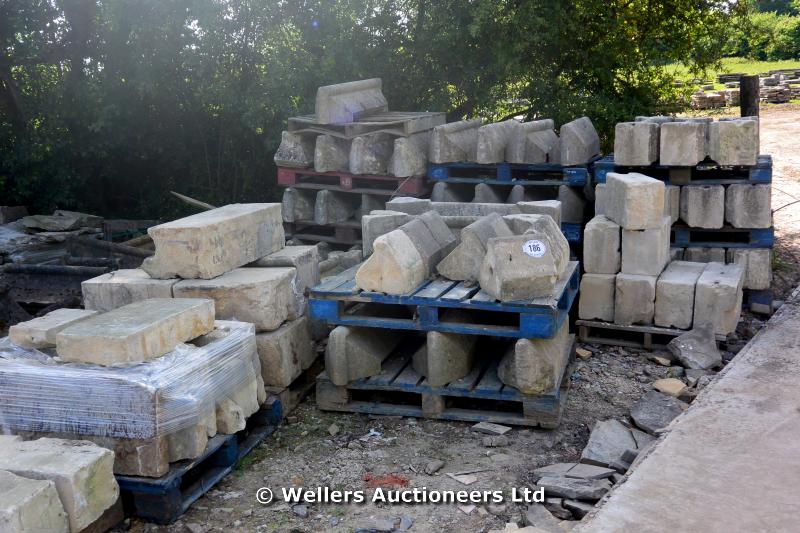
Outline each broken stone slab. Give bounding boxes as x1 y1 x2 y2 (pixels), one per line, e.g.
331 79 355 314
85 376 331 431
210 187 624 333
680 185 725 229
517 200 562 226
708 118 759 166
315 78 387 124
583 215 621 274
507 120 560 164
143 203 284 280
313 134 351 172
502 214 570 272
349 133 394 175
604 172 665 230
314 190 360 225
361 210 412 257
256 317 314 387
653 378 687 397
534 463 615 481
0 438 119 533
387 132 430 178
471 421 512 435
472 183 506 203
683 247 726 263
614 273 656 325
630 391 687 434
0 469 69 533
523 502 564 533
498 324 572 394
0 206 28 224
20 210 102 232
274 131 315 168
56 298 215 365
436 213 513 282
694 262 745 335
431 182 474 203
385 197 520 218
174 268 299 332
557 185 586 224
664 185 680 224
9 308 98 349
325 326 402 386
81 269 177 312
414 320 478 386
476 120 519 164
725 183 772 228
621 216 671 276
282 187 316 223
659 121 707 166
654 261 706 329
726 248 771 290
667 322 722 370
479 234 561 301
250 245 320 295
429 119 483 163
563 499 595 519
536 476 611 501
559 117 600 166
580 419 637 469
578 274 616 322
613 122 659 166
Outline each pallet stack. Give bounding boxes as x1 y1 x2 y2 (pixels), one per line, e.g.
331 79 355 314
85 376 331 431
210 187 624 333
311 209 579 428
594 116 774 314
274 79 439 249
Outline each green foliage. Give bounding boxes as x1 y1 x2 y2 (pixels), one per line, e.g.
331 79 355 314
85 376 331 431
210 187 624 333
0 0 743 217
725 8 800 60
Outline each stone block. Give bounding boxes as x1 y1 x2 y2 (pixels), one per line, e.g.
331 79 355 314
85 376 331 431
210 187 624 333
216 369 260 434
664 185 680 224
614 122 659 166
325 326 402 386
621 216 671 276
614 273 656 325
479 234 561 301
360 210 412 257
414 321 478 386
429 119 483 163
501 214 570 273
349 133 394 174
282 187 316 223
578 274 616 321
174 268 299 332
635 116 674 124
506 185 555 204
683 247 726 263
506 119 560 164
659 121 707 166
437 213 513 282
56 298 215 365
498 322 571 394
142 203 284 280
356 194 385 221
583 215 621 274
273 131 315 168
315 78 387 124
387 132 429 178
670 248 684 261
256 317 314 387
725 184 771 228
313 190 359 225
727 248 772 290
559 117 600 165
431 182 473 203
313 134 351 172
654 261 706 329
557 185 586 224
0 438 118 533
604 172 665 230
476 120 518 163
516 200 562 226
355 230 426 294
694 262 745 335
472 183 505 204
680 185 724 229
9 308 98 349
708 119 759 166
250 245 320 295
0 470 69 533
0 206 28 224
82 269 178 312
594 183 606 216
401 211 458 271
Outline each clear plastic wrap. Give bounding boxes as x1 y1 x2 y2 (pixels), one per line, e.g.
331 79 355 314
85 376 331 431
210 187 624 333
0 320 260 440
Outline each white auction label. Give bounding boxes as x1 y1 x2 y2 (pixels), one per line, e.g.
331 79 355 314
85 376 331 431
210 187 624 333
522 239 546 258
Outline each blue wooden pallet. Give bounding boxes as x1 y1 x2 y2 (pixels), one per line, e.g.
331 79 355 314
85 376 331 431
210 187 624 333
672 226 774 248
309 261 579 339
593 154 772 184
117 398 283 524
744 288 774 314
316 336 575 428
561 222 582 244
427 160 594 187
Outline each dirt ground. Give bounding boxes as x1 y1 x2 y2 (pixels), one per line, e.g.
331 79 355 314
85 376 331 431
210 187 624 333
126 105 800 533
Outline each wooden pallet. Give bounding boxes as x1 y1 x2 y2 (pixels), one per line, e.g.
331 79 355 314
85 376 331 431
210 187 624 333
277 167 428 196
117 397 283 524
427 159 595 187
317 336 575 428
593 154 772 185
576 320 727 351
744 288 774 315
287 111 446 139
310 261 580 339
672 225 774 248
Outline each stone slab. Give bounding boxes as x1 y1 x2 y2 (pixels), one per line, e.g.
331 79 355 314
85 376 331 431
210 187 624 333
82 269 178 312
250 245 320 295
315 78 387 124
694 262 745 335
578 274 616 322
9 308 98 349
517 200 562 226
614 273 656 325
256 317 314 388
654 261 706 329
0 469 69 533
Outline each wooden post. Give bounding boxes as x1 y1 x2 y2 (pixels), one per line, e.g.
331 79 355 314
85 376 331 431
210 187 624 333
740 75 759 118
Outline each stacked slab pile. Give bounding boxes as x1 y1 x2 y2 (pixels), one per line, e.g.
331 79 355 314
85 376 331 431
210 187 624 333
690 90 726 110
611 117 773 303
275 79 444 248
580 172 745 335
81 203 320 402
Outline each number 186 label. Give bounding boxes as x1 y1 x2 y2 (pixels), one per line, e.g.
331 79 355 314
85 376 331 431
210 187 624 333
522 239 546 258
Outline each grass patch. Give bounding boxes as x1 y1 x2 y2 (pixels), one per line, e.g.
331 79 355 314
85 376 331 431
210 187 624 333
667 58 800 90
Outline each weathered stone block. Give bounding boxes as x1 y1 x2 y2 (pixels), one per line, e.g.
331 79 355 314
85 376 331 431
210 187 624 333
621 216 671 276
614 122 659 166
559 117 600 166
694 262 745 335
498 323 571 394
683 247 726 263
578 274 616 321
282 187 316 223
355 230 425 294
360 210 412 257
387 132 429 178
501 214 570 273
614 273 656 325
349 133 393 174
708 119 759 166
594 183 606 216
415 321 477 386
506 119 559 164
9 308 98 349
56 298 215 365
583 216 621 274
256 317 314 387
663 185 679 224
659 121 707 166
314 190 360 225
431 182 473 203
273 131 315 168
604 173 665 230
174 268 298 332
472 183 505 204
479 234 561 301
475 120 518 163
0 470 69 533
325 326 402 386
82 269 177 312
506 185 555 204
429 119 483 163
250 245 320 295
437 213 512 281
516 200 562 226
315 78 387 124
680 185 724 229
726 248 772 290
654 261 706 329
725 184 771 228
142 203 284 280
313 134 351 172
557 185 586 224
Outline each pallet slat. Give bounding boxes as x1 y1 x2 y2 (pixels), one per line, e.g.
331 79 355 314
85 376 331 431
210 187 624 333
427 160 593 187
593 154 772 185
277 166 428 196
